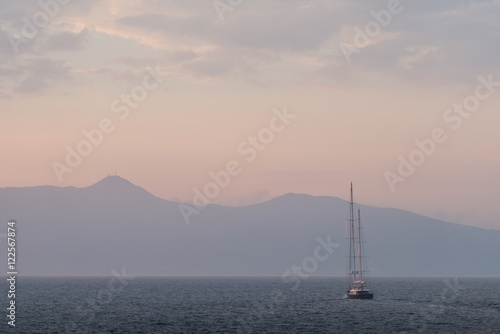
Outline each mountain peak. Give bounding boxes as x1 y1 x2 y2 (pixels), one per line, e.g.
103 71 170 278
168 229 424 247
87 175 145 193
92 175 133 186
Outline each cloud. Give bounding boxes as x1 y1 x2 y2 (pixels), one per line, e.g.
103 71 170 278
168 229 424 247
42 24 95 52
166 50 198 63
107 0 500 86
2 0 500 97
111 3 342 84
182 49 259 79
86 66 148 83
0 0 96 97
107 55 162 68
115 3 341 52
14 58 71 94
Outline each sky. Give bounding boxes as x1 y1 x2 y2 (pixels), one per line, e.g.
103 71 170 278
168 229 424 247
1 0 499 229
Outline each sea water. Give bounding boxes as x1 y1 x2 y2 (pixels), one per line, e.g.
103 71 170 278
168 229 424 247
1 276 499 333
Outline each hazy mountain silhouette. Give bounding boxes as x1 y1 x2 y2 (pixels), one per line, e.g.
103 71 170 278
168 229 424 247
1 175 499 276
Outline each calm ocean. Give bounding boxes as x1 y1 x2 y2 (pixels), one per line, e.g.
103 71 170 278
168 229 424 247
1 276 499 333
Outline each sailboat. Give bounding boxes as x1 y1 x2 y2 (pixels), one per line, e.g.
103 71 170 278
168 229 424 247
346 183 373 299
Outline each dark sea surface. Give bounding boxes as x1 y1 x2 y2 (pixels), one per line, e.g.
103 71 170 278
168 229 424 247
1 276 499 333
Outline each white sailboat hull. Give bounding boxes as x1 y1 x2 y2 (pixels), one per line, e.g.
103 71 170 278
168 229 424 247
347 289 374 299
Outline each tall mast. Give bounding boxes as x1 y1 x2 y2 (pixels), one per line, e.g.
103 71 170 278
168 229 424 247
348 199 352 281
350 183 356 284
358 208 363 282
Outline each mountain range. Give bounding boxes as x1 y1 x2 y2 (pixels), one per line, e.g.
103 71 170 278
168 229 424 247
1 175 499 276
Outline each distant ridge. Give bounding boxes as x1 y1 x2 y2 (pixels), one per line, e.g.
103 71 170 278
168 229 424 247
1 176 499 276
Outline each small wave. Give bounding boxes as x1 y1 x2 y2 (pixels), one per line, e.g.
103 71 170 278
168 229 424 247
150 322 168 326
